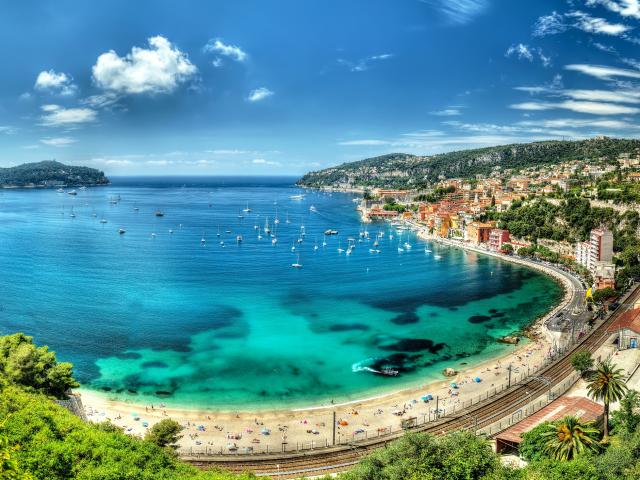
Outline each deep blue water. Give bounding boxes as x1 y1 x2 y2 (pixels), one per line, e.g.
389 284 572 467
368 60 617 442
0 177 562 408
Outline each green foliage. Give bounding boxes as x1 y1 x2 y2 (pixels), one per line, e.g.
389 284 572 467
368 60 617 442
591 288 617 303
541 415 601 460
0 161 108 187
340 430 499 480
611 390 640 436
298 138 640 189
570 350 594 376
0 333 78 399
587 360 629 442
145 419 183 450
520 422 553 462
0 431 31 480
0 386 255 480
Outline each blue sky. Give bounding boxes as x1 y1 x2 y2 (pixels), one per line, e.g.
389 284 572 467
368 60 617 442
2 0 640 175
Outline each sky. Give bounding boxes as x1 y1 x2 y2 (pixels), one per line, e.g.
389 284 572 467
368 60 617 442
2 0 640 175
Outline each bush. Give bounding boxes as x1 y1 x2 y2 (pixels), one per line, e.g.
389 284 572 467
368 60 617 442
570 350 594 376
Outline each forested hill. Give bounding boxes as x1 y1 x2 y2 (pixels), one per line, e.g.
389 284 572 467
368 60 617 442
0 160 109 188
298 138 640 189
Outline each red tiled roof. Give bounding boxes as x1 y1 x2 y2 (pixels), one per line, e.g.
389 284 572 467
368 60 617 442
608 308 640 335
495 397 603 446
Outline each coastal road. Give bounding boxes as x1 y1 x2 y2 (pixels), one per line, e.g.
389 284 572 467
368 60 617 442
186 282 640 478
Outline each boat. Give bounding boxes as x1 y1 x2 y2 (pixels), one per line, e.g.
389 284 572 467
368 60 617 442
67 190 77 196
373 240 379 247
289 194 305 201
425 248 432 253
79 186 87 191
291 244 296 252
154 210 164 217
309 205 317 213
434 254 442 260
378 368 399 377
217 226 221 237
291 254 302 268
100 218 107 224
257 233 263 240
398 247 404 253
236 235 243 243
56 188 64 193
272 238 278 245
285 212 290 224
264 217 271 235
69 207 76 218
151 233 156 238
118 228 126 234
169 229 173 234
242 202 251 213
324 229 339 236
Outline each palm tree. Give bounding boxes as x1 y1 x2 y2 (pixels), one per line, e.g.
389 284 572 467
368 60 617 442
586 359 628 443
542 415 600 460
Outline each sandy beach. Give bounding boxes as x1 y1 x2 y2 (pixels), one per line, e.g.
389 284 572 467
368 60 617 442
78 243 574 455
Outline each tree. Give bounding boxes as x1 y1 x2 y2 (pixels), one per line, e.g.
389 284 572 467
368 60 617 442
145 419 183 450
611 390 640 436
501 243 514 254
591 288 617 304
542 415 601 460
520 422 553 462
571 350 594 377
341 430 500 480
0 333 78 399
587 359 628 443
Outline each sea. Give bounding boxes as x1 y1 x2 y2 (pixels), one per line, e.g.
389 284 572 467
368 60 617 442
0 176 563 409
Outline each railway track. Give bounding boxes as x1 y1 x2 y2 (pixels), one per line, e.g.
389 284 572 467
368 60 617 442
188 285 640 478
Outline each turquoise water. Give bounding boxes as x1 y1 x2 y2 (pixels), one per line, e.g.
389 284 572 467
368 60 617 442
0 177 562 409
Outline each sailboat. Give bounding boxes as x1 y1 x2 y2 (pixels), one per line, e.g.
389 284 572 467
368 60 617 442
285 212 290 224
274 208 280 225
201 231 206 245
217 226 221 237
337 241 345 253
264 217 271 235
313 237 319 251
243 202 251 213
69 207 76 218
291 254 302 268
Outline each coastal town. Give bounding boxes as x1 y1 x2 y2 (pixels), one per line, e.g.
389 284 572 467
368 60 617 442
355 149 640 296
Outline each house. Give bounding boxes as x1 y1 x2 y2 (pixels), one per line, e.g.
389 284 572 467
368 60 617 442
465 221 495 244
488 229 510 251
495 396 604 454
608 307 640 350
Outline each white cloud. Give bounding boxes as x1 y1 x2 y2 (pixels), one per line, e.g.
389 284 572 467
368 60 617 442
567 10 632 35
337 54 393 72
585 0 640 19
203 39 247 62
92 36 197 95
534 10 632 37
593 42 617 53
429 108 462 116
565 63 640 79
252 158 281 166
0 126 15 135
40 137 77 147
505 43 552 67
517 117 640 130
81 92 121 109
246 87 274 102
34 70 77 96
562 88 640 103
39 104 98 127
424 0 488 25
510 99 640 114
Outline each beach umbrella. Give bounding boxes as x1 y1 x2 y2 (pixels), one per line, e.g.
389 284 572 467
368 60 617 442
475 377 482 383
261 428 270 435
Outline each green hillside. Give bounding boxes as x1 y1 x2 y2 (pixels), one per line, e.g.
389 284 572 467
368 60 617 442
298 138 640 189
0 160 109 187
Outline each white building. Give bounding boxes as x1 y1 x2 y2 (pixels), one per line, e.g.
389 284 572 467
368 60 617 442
576 241 591 269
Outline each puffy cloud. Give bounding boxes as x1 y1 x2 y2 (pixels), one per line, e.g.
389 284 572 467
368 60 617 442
246 87 274 102
40 137 77 147
34 70 77 96
39 104 98 127
203 39 247 62
92 36 197 95
585 0 640 19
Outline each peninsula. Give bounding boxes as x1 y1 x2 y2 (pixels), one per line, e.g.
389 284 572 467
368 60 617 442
0 160 109 188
